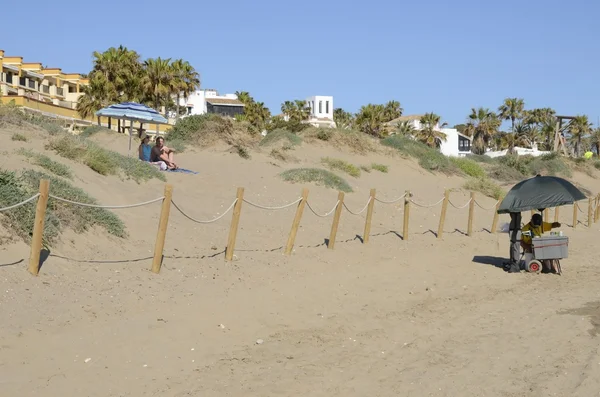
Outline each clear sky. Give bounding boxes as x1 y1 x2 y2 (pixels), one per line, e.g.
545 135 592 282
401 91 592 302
2 0 598 127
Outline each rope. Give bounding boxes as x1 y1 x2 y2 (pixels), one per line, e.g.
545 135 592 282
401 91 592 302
49 194 165 209
449 198 472 210
474 200 499 211
375 193 406 204
409 197 445 208
0 193 40 212
343 197 372 215
306 200 340 217
577 203 585 213
171 199 237 224
242 197 302 210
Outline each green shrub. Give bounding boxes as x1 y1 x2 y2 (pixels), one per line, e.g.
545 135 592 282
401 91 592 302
321 157 361 177
46 134 165 183
487 164 524 182
259 129 302 147
11 133 28 142
0 104 64 135
360 165 372 173
464 178 505 200
0 169 126 246
594 161 600 170
450 157 485 179
17 149 73 179
382 135 457 174
280 168 353 192
316 130 331 141
236 145 250 159
465 154 493 164
371 163 389 173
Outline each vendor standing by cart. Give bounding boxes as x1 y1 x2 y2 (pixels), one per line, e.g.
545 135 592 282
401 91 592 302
521 213 561 272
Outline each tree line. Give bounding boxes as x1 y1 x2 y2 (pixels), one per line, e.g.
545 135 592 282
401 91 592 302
77 46 200 121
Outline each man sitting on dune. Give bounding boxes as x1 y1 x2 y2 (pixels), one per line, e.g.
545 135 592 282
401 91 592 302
151 137 178 170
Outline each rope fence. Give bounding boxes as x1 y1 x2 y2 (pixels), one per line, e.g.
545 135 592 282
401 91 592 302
3 179 600 276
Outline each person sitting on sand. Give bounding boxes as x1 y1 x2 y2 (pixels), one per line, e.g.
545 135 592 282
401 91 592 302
139 134 167 171
151 136 178 170
521 213 561 272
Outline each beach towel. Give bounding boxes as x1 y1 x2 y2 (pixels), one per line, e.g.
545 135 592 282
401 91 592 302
166 168 198 174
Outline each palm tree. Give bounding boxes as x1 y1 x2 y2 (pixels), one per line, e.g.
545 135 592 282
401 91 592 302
333 108 354 129
416 112 447 148
498 131 527 153
464 107 501 155
141 57 173 110
281 100 311 132
568 115 592 157
395 120 416 136
355 104 386 137
589 128 600 155
235 91 253 105
498 97 525 133
382 100 403 122
170 59 200 119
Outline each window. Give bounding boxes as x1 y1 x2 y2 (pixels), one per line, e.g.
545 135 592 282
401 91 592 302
19 77 26 86
319 101 322 113
326 101 329 114
458 136 471 152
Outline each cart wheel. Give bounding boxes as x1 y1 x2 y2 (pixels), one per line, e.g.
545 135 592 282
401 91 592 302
526 260 542 273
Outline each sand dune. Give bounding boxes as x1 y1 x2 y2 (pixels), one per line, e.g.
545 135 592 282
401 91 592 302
1 127 600 397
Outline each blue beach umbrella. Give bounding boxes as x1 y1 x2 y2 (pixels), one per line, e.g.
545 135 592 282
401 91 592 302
96 102 168 153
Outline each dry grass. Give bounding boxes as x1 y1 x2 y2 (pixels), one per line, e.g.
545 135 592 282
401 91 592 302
300 127 378 154
165 114 260 151
11 133 28 142
17 149 73 179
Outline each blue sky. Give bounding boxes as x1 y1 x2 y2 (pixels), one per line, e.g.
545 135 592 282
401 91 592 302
2 0 599 127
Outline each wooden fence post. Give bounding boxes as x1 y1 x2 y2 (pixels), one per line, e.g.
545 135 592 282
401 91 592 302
284 188 308 255
403 190 411 241
437 189 449 239
363 189 376 244
327 191 345 249
467 192 475 237
491 201 500 234
572 203 578 229
151 184 173 274
554 207 560 223
225 187 245 261
595 194 600 223
588 198 593 227
28 179 50 276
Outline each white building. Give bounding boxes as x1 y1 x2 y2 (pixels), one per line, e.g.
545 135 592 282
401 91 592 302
387 114 473 157
177 89 244 118
305 95 336 128
484 145 550 158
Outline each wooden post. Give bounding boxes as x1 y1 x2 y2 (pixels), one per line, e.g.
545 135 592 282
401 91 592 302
572 203 578 229
437 189 450 239
28 179 50 276
363 189 376 244
588 198 593 227
595 194 600 223
151 184 173 274
467 192 475 237
554 207 560 223
327 191 345 249
284 188 308 255
491 201 500 234
403 191 410 240
225 187 245 261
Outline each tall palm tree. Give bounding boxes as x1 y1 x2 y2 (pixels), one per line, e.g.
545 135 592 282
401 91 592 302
568 115 592 157
416 112 447 148
141 57 173 110
235 91 252 105
464 107 501 155
589 127 600 155
170 59 200 119
383 100 403 122
498 97 525 133
355 104 386 137
512 122 540 149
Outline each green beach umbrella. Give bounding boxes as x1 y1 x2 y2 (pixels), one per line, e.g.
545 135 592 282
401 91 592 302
497 175 586 214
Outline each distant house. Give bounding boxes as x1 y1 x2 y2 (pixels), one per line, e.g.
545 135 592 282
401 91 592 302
386 114 473 157
178 89 244 118
305 95 336 128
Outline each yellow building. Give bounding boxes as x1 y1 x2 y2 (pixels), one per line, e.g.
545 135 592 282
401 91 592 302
0 50 171 133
